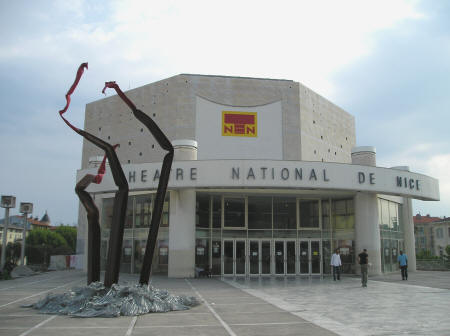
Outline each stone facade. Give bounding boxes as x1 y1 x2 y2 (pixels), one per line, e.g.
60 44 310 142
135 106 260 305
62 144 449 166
82 74 355 168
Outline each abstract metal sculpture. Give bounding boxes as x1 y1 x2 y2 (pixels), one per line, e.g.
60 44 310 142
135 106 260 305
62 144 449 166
23 63 199 318
59 63 129 287
60 63 173 286
75 153 106 284
102 82 174 285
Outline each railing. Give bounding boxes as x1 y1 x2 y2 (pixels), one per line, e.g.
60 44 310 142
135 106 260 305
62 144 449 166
416 259 450 271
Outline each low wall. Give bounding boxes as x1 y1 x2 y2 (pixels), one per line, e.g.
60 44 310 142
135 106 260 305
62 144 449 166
416 259 450 271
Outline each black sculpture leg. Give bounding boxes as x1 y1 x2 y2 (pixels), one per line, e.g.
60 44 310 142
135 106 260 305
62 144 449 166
139 152 173 284
102 82 174 285
132 109 173 285
79 130 129 287
75 175 101 284
104 188 128 286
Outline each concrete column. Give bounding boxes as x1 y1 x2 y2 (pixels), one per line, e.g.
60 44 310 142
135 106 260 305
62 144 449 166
392 166 417 271
352 146 382 275
168 140 197 278
400 197 417 271
168 189 196 277
171 140 198 160
354 192 382 275
351 146 376 166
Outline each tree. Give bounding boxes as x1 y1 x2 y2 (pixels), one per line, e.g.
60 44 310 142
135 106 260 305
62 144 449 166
25 229 72 264
6 242 21 264
445 245 450 259
54 226 77 253
416 249 439 260
0 242 21 266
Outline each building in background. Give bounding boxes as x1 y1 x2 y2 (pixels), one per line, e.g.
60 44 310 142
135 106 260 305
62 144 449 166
414 214 450 257
76 74 440 277
0 223 24 246
0 212 52 246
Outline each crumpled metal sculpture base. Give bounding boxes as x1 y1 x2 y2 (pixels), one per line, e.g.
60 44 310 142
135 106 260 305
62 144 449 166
23 282 200 318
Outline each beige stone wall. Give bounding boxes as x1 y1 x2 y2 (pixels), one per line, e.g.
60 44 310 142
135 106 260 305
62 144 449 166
299 83 355 163
81 74 354 168
82 75 195 169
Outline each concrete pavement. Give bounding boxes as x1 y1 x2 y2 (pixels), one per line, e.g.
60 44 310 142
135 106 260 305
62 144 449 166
0 270 448 335
225 272 450 336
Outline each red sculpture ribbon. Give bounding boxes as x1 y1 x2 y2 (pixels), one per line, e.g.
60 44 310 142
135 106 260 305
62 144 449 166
102 81 136 111
59 62 88 132
93 144 119 184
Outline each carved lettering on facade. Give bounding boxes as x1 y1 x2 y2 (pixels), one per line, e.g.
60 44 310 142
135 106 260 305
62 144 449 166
396 176 420 190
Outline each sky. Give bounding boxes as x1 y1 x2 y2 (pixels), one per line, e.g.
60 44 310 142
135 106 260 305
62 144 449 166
0 0 449 225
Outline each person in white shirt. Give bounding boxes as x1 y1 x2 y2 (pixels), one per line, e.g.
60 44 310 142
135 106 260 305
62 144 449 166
330 249 342 281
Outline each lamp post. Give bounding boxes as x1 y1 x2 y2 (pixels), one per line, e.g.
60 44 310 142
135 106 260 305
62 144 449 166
19 202 33 266
1 195 16 270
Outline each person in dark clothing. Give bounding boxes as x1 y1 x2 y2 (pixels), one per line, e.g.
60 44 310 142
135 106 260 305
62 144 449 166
397 250 408 280
358 249 369 287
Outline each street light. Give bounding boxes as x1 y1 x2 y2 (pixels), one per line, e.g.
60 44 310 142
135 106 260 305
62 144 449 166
1 195 16 270
19 202 33 266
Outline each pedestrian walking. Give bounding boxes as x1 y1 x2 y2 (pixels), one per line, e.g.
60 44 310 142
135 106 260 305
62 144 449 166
397 250 408 280
330 249 342 281
358 248 369 287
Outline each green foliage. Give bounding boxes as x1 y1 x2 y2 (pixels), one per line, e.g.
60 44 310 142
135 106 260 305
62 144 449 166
25 229 72 264
54 226 77 253
416 249 440 260
0 242 21 267
6 242 21 264
0 269 12 280
446 245 450 257
26 229 68 248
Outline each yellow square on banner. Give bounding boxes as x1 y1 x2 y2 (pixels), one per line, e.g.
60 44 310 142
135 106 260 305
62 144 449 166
222 111 257 137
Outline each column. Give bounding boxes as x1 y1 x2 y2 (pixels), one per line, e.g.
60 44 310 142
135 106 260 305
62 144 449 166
168 189 196 277
168 140 198 278
392 166 417 271
354 193 382 275
352 146 382 275
401 197 416 271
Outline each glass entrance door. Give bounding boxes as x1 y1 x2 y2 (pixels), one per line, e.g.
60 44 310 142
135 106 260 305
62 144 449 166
249 241 259 275
249 240 272 275
299 239 322 275
299 240 309 274
261 241 271 275
311 240 321 274
274 240 296 275
223 240 234 275
235 240 246 275
222 239 246 276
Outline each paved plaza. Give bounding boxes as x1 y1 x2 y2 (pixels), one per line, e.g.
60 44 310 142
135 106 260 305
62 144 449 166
0 270 448 336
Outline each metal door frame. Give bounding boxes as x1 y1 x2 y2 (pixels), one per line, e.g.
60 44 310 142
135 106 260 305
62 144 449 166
299 239 322 275
273 239 297 276
248 240 260 276
222 239 246 276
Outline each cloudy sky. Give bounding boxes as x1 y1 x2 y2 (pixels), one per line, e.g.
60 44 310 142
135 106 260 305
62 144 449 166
0 0 448 225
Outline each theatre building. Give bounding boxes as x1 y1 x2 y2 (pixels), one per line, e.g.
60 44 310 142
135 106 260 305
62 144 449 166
76 74 439 277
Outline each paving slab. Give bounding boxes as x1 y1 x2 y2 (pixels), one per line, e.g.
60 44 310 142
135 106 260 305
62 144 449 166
136 311 220 327
1 269 447 335
0 328 29 336
231 322 338 336
31 328 128 336
224 272 450 336
132 325 231 336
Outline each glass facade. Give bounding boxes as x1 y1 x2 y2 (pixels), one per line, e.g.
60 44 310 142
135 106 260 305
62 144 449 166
378 198 403 273
195 193 356 276
101 193 170 274
98 192 405 277
332 199 355 273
